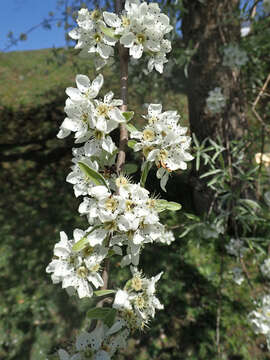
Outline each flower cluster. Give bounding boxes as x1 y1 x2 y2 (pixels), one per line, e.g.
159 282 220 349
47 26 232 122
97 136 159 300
57 73 124 156
225 238 248 258
79 181 173 267
46 230 108 298
113 268 164 331
206 87 226 114
249 295 270 350
130 103 193 190
222 44 248 68
58 320 129 360
46 2 190 357
69 0 172 73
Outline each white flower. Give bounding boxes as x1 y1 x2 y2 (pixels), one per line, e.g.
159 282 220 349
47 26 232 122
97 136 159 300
223 44 248 68
66 149 100 197
206 87 226 114
46 230 108 298
58 349 81 360
103 0 172 73
57 74 103 142
69 9 116 68
113 269 163 330
75 322 129 359
261 258 270 279
249 294 270 350
231 267 245 285
130 103 193 190
225 238 248 258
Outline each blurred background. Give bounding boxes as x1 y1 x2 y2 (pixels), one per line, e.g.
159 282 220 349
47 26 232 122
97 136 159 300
1 0 270 359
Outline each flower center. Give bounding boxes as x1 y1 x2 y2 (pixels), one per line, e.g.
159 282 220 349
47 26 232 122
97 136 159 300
105 197 118 212
136 33 146 44
97 103 109 117
83 245 94 258
143 129 155 141
131 275 142 291
83 348 94 358
158 149 168 162
91 9 101 20
94 129 104 140
122 16 130 27
94 33 102 43
135 294 145 309
76 266 88 278
82 113 89 123
126 199 135 212
115 175 129 187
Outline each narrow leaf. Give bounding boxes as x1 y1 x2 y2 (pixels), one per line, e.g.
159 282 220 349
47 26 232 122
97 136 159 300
87 307 117 327
123 163 138 174
126 123 138 133
72 225 102 252
140 161 152 187
155 199 181 212
122 111 134 122
94 289 116 297
128 140 137 149
78 161 109 189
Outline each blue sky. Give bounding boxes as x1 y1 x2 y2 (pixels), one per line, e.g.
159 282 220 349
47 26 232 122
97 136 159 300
0 0 257 53
1 0 67 52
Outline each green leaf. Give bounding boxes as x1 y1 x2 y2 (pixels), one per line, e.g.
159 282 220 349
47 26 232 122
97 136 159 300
100 25 118 39
94 289 116 297
155 199 182 212
126 123 138 133
87 307 117 327
72 225 102 252
200 169 223 178
128 140 137 149
78 161 109 189
140 161 152 187
123 163 138 175
122 111 134 122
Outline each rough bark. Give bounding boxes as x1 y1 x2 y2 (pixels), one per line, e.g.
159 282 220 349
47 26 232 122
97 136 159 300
182 0 248 213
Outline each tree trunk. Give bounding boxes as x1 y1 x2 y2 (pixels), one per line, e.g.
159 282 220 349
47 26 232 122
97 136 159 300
182 0 248 213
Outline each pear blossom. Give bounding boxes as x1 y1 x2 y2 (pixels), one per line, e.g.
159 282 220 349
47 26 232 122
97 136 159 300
206 87 226 114
69 8 116 68
108 0 172 73
225 238 248 258
231 266 245 285
113 268 164 330
223 44 248 68
78 181 168 265
58 321 129 360
130 103 193 190
249 295 270 350
46 229 108 298
57 73 124 154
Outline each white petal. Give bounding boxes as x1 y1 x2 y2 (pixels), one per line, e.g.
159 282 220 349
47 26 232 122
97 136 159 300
103 11 122 28
76 74 90 93
130 44 143 59
120 32 135 47
66 87 82 101
91 74 104 95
